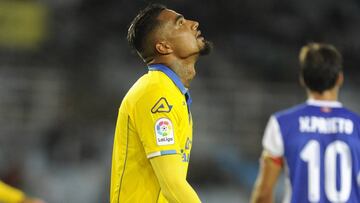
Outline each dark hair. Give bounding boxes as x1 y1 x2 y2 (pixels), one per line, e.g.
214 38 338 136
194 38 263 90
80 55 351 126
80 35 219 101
127 4 166 60
299 43 343 93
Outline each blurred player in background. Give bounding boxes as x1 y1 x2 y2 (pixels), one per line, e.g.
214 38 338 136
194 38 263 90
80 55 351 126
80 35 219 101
110 4 212 203
0 180 45 203
251 43 360 203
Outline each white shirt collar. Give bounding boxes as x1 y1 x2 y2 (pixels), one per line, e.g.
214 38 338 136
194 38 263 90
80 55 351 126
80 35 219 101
306 98 342 108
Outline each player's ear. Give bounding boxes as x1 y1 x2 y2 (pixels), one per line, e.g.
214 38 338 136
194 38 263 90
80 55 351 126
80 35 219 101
155 41 173 55
336 72 344 87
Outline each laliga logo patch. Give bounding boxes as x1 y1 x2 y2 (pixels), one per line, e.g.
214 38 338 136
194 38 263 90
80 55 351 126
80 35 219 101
155 118 174 146
151 97 173 113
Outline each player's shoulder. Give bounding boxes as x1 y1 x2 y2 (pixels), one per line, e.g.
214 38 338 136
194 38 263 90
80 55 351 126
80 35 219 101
339 106 360 121
273 103 308 120
127 72 173 98
123 71 180 110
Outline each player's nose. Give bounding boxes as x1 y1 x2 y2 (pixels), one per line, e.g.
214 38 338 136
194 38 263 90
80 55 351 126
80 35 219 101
191 20 199 30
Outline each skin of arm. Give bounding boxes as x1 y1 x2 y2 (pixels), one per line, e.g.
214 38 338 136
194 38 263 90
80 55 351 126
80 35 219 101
250 151 283 203
150 154 201 203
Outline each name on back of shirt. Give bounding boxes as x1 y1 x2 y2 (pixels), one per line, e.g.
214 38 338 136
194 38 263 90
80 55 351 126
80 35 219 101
299 116 353 134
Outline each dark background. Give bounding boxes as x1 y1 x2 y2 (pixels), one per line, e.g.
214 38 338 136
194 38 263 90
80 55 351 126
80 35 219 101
0 0 359 202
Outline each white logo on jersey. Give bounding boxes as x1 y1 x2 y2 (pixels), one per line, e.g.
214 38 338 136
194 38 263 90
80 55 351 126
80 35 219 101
155 118 174 146
299 116 353 135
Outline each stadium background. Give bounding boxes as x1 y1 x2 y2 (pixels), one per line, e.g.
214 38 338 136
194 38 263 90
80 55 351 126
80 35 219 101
1 0 360 202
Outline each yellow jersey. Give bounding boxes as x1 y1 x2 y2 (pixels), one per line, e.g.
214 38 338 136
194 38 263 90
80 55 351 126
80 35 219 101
110 64 193 203
0 181 25 203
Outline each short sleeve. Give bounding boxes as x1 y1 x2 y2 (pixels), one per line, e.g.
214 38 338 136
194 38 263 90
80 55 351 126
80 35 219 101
262 116 284 157
134 88 183 159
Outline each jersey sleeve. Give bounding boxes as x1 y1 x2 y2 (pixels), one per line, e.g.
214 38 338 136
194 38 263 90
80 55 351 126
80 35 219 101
262 115 284 157
134 88 183 159
0 181 25 203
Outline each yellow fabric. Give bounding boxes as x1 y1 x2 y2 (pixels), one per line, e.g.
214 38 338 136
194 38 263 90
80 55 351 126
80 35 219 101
150 155 201 203
110 70 193 203
0 181 25 203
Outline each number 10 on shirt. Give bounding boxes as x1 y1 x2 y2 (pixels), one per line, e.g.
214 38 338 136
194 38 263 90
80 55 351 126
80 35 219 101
300 140 352 202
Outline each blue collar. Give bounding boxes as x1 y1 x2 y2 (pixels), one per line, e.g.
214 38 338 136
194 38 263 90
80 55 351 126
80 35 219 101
148 64 192 119
148 64 187 95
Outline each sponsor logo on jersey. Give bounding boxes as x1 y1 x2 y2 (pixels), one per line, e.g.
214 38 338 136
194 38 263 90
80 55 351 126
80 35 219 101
182 138 192 162
151 97 173 113
299 116 353 134
185 137 192 150
155 118 174 145
182 151 190 162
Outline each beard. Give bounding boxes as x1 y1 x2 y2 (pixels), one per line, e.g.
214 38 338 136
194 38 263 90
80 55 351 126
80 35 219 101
199 40 213 56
